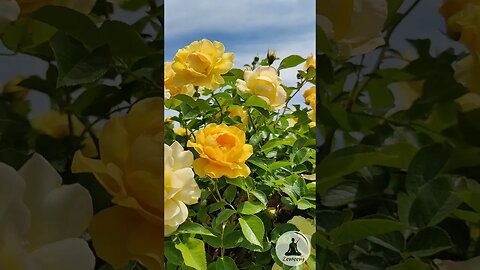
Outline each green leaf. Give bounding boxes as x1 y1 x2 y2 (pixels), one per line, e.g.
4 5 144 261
455 190 480 213
175 238 207 270
386 259 430 270
261 138 296 152
297 198 315 210
210 257 238 270
330 219 409 246
408 176 463 228
406 143 453 194
239 215 265 247
319 144 416 181
177 223 215 236
278 55 305 70
223 185 237 203
50 33 110 87
30 6 101 48
406 226 452 257
244 95 270 110
99 20 151 59
237 201 266 215
213 209 236 228
164 241 183 265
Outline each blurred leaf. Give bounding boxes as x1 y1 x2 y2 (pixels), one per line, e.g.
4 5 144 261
386 259 430 270
330 219 409 246
406 226 452 257
50 33 110 87
99 20 151 59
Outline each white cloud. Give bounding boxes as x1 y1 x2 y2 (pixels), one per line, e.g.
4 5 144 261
165 0 314 39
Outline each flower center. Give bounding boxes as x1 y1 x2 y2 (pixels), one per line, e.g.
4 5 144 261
216 133 236 149
188 52 212 74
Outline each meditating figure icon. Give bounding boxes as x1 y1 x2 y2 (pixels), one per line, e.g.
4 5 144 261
284 238 302 256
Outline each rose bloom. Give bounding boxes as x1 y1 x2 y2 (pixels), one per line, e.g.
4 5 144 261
31 110 97 157
172 39 234 90
188 123 253 179
303 86 316 127
164 62 195 98
317 0 388 58
0 154 94 270
164 141 200 236
226 105 248 129
72 98 166 269
304 54 316 71
236 66 287 110
440 0 480 53
455 54 480 95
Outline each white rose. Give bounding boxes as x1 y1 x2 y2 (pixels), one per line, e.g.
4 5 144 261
164 141 201 236
0 153 94 270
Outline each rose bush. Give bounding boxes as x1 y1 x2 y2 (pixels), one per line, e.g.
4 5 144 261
164 39 317 269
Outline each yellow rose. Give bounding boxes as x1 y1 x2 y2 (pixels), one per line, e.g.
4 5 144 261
304 54 316 71
0 0 20 34
174 127 191 137
455 54 480 95
236 66 287 110
172 39 234 90
303 86 316 127
440 0 480 53
187 123 253 179
164 141 200 235
164 62 195 98
226 105 248 129
31 110 97 157
317 0 388 58
71 98 165 269
1 76 29 102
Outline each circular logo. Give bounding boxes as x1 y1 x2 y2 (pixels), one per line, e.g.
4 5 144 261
275 231 311 266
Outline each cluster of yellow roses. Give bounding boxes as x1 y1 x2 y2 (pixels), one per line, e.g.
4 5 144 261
441 0 480 100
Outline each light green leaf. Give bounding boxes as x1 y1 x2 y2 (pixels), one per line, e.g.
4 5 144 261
261 138 296 152
237 201 266 215
278 55 305 70
175 238 207 270
177 223 215 236
239 215 265 247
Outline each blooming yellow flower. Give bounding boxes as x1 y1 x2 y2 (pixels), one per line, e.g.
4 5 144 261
71 97 165 269
304 54 316 71
317 0 388 58
1 76 29 102
164 141 200 235
440 0 480 54
455 54 480 95
226 105 248 129
0 153 94 270
236 66 287 110
303 86 316 127
174 127 191 137
31 110 97 157
188 123 253 179
172 39 234 90
164 62 195 98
